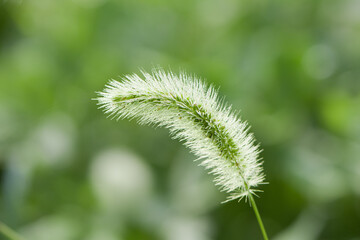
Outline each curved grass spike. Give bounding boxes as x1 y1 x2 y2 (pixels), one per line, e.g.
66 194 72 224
97 69 268 239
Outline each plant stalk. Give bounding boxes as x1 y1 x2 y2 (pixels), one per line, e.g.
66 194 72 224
0 222 24 240
249 195 269 240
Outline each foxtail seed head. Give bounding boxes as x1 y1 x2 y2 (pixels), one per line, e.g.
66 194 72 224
97 69 265 202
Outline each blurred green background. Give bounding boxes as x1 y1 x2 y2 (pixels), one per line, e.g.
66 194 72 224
1 0 360 239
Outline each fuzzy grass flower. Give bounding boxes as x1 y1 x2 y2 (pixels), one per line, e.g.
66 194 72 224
97 69 269 239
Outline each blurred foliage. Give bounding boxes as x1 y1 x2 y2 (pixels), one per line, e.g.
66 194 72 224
1 0 360 239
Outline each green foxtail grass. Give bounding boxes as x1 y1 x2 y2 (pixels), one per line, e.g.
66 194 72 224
96 69 269 239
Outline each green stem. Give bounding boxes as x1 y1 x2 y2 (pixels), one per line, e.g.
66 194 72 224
249 195 269 240
0 222 24 240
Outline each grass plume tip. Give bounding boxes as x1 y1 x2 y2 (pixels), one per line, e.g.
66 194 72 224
96 69 265 203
